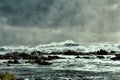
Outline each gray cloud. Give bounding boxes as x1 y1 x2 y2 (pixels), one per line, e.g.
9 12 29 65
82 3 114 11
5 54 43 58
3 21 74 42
0 0 120 46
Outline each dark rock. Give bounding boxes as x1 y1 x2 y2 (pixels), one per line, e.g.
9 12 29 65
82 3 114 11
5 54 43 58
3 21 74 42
110 51 116 54
7 59 19 64
82 56 91 59
63 50 84 55
37 61 52 65
13 59 19 64
97 56 105 59
111 57 120 60
75 56 81 58
50 52 62 55
111 54 120 60
47 56 65 60
19 53 32 59
96 49 109 55
0 55 5 59
7 60 13 63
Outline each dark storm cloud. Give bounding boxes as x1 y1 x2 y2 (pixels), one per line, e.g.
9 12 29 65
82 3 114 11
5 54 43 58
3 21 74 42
0 0 54 27
0 0 120 46
0 0 84 27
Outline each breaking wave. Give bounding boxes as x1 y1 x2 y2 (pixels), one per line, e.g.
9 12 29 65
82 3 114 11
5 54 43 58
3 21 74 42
0 40 120 54
36 40 79 48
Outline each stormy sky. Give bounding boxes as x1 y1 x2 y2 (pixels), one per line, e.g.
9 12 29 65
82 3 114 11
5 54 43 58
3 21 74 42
0 0 120 46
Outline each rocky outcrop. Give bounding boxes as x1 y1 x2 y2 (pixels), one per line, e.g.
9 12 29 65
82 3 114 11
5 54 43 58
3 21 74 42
95 49 110 55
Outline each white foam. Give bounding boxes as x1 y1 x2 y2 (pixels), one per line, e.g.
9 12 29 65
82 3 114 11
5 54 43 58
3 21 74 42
52 58 120 72
0 41 120 54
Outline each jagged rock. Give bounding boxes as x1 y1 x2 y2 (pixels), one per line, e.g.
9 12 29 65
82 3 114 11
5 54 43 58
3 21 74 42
96 49 109 55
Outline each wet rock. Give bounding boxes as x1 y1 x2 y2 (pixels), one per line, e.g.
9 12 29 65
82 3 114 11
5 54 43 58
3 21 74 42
97 56 105 59
19 53 32 59
95 49 109 55
111 54 120 60
110 51 116 54
7 59 20 64
75 56 81 58
82 56 91 59
47 56 65 60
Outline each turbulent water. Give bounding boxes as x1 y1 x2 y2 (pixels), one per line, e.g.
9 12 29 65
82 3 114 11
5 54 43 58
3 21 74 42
0 41 120 80
1 40 120 53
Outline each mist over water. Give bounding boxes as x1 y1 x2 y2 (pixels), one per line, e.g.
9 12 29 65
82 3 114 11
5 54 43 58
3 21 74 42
0 0 120 46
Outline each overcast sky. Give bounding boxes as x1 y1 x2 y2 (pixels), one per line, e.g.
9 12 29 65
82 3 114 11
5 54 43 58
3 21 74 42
0 0 120 46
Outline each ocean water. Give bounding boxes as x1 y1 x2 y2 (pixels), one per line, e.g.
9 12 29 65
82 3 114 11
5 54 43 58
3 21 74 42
0 41 120 80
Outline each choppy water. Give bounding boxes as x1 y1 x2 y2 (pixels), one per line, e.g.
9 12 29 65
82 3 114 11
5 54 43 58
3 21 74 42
0 42 120 80
1 57 120 80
